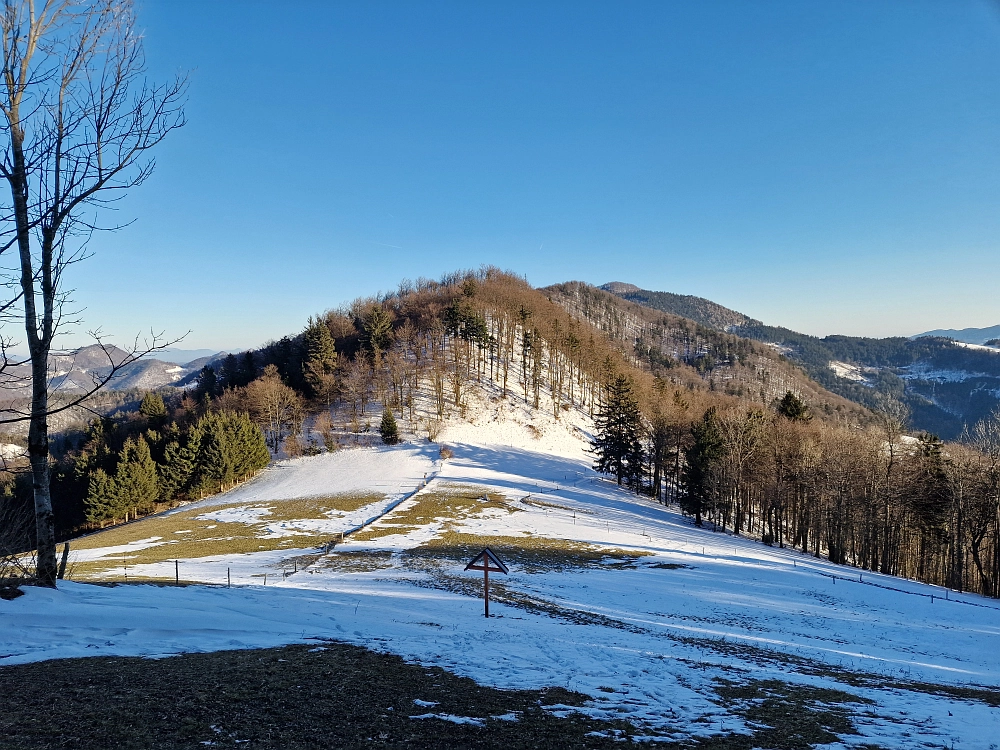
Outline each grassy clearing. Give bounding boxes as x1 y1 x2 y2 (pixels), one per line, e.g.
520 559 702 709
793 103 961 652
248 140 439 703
349 487 517 543
0 642 644 749
67 494 386 580
409 532 649 573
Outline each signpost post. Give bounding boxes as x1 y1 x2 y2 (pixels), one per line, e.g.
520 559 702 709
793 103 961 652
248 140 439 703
464 547 509 618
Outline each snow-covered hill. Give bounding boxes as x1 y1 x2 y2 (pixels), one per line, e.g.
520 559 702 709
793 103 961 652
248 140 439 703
1 344 220 397
4 403 1000 747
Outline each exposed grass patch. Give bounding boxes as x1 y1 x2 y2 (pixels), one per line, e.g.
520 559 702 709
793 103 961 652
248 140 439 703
318 550 396 573
519 496 590 513
349 487 516 543
67 494 387 580
0 642 645 749
410 532 649 573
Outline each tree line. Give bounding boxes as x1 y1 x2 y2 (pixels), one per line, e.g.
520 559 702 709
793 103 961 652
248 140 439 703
592 374 1000 598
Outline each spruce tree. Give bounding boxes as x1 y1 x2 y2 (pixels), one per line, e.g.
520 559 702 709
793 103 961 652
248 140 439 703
776 391 811 421
159 434 199 501
682 407 725 526
84 469 117 525
303 316 337 398
220 353 240 389
380 408 400 445
239 351 258 386
303 317 336 367
196 365 218 400
115 437 159 517
591 374 646 488
139 392 167 420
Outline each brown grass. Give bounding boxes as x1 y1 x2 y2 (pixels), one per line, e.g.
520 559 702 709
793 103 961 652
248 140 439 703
67 494 387 580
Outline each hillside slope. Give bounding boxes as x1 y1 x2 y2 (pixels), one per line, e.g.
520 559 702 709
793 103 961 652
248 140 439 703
547 281 869 423
600 282 1000 438
599 281 759 331
6 413 1000 748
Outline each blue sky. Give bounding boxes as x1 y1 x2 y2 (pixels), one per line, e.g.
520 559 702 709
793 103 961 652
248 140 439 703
62 0 1000 351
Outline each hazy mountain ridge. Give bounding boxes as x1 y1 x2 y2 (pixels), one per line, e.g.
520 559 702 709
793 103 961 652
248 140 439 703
600 282 1000 438
2 345 220 398
914 324 1000 345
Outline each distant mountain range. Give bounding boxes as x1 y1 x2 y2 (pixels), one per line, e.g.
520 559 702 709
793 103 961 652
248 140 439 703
601 282 1000 439
913 325 1000 345
1 345 225 399
155 348 224 364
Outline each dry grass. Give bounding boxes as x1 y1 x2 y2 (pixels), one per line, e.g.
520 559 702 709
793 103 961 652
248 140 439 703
410 532 649 573
68 494 386 580
349 487 517 543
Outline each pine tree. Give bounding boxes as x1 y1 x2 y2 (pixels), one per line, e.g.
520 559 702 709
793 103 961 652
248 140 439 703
220 353 240 389
139 392 167 420
682 407 725 527
361 305 394 356
380 408 400 445
303 316 336 367
196 365 218 400
159 429 200 501
115 437 159 517
84 469 117 525
776 391 811 421
592 374 646 488
239 351 258 386
303 316 337 399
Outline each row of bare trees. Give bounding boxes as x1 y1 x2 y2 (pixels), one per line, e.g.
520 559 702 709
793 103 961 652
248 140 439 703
641 393 1000 598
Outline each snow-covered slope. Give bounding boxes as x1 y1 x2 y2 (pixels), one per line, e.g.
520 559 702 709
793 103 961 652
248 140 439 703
4 402 1000 747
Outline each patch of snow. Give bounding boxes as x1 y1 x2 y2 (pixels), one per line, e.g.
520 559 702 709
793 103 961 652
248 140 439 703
955 341 1000 353
409 713 485 726
829 360 870 384
899 364 998 383
0 443 25 458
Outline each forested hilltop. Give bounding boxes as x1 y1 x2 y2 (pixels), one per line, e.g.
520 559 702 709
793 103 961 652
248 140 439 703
601 282 1000 439
4 269 1000 601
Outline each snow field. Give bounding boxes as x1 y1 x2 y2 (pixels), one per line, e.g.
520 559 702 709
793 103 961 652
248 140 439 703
4 405 1000 747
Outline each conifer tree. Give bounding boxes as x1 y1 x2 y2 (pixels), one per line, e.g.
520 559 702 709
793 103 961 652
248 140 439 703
220 354 241 389
115 437 160 517
361 305 394 356
592 374 646 488
380 409 400 445
776 391 811 421
196 366 218 400
159 432 199 501
682 407 725 526
303 316 338 399
239 351 258 386
139 392 167 421
84 469 118 525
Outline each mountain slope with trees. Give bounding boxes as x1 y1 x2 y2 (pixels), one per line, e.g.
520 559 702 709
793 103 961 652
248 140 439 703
600 282 1000 439
6 269 1000 603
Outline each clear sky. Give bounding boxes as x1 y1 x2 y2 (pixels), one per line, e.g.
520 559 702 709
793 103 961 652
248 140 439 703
61 0 1000 351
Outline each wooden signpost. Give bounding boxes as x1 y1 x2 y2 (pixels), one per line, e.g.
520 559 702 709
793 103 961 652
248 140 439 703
464 547 509 618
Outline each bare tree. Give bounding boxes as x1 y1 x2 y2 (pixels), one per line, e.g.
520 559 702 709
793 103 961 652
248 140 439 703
245 365 303 453
0 0 186 586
